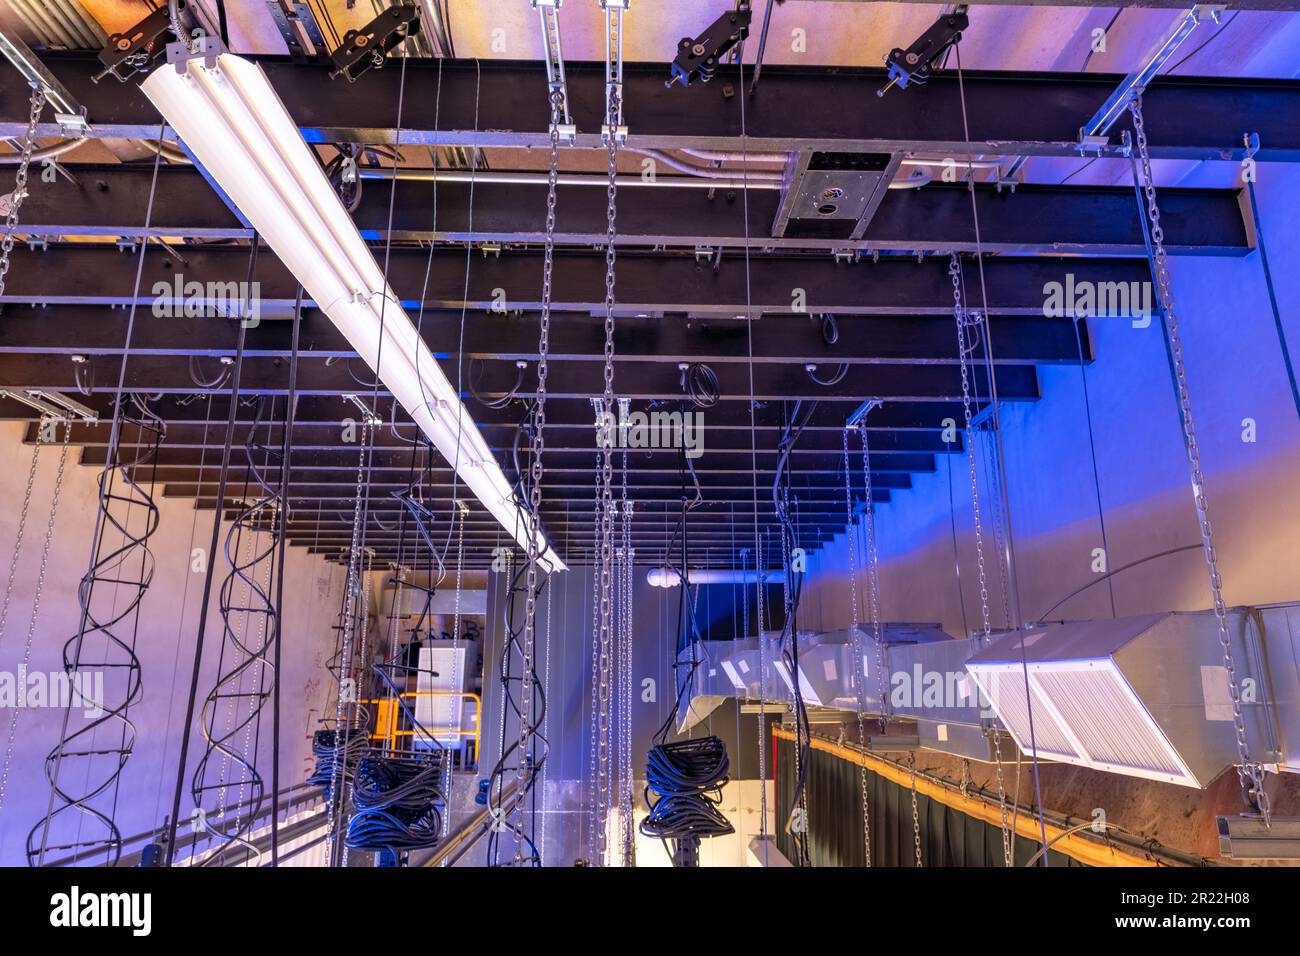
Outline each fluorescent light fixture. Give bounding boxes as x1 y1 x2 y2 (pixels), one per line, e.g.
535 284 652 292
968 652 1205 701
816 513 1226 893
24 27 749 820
142 43 564 572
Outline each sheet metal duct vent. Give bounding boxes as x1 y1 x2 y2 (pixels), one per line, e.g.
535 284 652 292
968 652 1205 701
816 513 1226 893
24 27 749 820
773 152 898 240
966 610 1276 789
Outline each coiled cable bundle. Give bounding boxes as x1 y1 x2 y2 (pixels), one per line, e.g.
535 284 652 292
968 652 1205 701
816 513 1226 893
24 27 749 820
307 728 369 803
640 736 734 862
345 755 446 853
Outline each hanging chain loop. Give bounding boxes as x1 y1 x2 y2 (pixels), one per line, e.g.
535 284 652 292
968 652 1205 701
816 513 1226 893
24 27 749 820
511 85 565 863
842 428 871 865
1130 96 1268 822
0 85 45 300
907 751 923 867
0 421 68 811
950 253 1013 865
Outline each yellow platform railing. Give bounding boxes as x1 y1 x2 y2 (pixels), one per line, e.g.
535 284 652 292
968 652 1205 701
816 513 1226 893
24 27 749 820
361 691 481 766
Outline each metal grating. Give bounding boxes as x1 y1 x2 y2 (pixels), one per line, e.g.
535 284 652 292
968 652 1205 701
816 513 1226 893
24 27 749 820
1033 666 1195 785
972 667 1079 760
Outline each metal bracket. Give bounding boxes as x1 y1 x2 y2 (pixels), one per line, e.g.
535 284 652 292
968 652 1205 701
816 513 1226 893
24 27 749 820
267 1 328 60
846 399 881 430
533 0 574 134
341 393 383 425
601 0 629 140
0 389 98 425
878 6 968 96
667 0 751 88
1081 4 1225 141
329 5 421 82
0 31 90 132
94 2 202 83
167 36 223 74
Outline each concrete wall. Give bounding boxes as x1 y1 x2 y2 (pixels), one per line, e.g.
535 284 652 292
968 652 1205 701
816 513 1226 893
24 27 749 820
0 421 344 865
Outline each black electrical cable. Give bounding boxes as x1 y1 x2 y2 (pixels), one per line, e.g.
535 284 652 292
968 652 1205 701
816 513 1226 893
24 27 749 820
188 355 231 389
680 362 720 408
819 313 839 345
468 357 528 409
806 362 848 387
484 401 552 865
639 447 732 866
773 399 816 866
345 754 446 853
324 144 363 213
640 737 734 855
307 727 369 802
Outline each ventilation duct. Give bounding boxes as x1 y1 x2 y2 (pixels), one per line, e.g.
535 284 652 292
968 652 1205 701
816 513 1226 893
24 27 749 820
965 609 1289 788
677 623 953 732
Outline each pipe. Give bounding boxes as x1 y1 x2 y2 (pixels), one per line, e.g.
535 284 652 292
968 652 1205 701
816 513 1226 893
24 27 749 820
678 147 788 164
900 157 1002 171
626 147 785 183
646 566 777 588
137 138 193 164
420 780 521 868
887 166 932 189
0 137 87 164
358 167 784 190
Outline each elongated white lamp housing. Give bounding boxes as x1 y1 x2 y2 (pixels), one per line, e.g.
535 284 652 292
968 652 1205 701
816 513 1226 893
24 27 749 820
143 44 563 572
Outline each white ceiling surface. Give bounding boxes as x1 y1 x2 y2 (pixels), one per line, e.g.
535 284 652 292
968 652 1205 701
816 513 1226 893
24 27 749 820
19 1 1300 187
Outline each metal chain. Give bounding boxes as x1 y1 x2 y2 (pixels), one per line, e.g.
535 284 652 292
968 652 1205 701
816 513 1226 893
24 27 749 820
1131 97 1268 821
0 434 42 648
951 253 1013 865
619 466 635 866
585 458 602 862
907 751 923 867
0 85 45 300
858 426 888 729
441 500 465 860
842 428 871 866
512 85 565 863
591 80 622 867
327 418 373 863
0 421 67 811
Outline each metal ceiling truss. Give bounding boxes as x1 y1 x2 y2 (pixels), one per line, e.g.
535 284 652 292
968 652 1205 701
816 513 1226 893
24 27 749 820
3 35 1263 569
15 164 1252 256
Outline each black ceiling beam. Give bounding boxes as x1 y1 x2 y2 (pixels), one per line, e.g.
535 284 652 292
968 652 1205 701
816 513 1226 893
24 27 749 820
4 56 1299 161
196 501 878 520
157 472 910 492
115 459 919 479
0 352 1039 402
91 445 927 474
45 421 960 454
0 306 1092 366
0 393 975 431
16 165 1250 257
0 244 1153 315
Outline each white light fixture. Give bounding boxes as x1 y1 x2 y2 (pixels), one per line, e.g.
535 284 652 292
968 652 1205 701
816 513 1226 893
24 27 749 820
143 42 564 572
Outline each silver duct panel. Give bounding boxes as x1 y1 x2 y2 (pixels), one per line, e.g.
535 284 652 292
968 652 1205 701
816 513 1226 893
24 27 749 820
674 604 1300 786
966 608 1294 788
676 623 953 732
